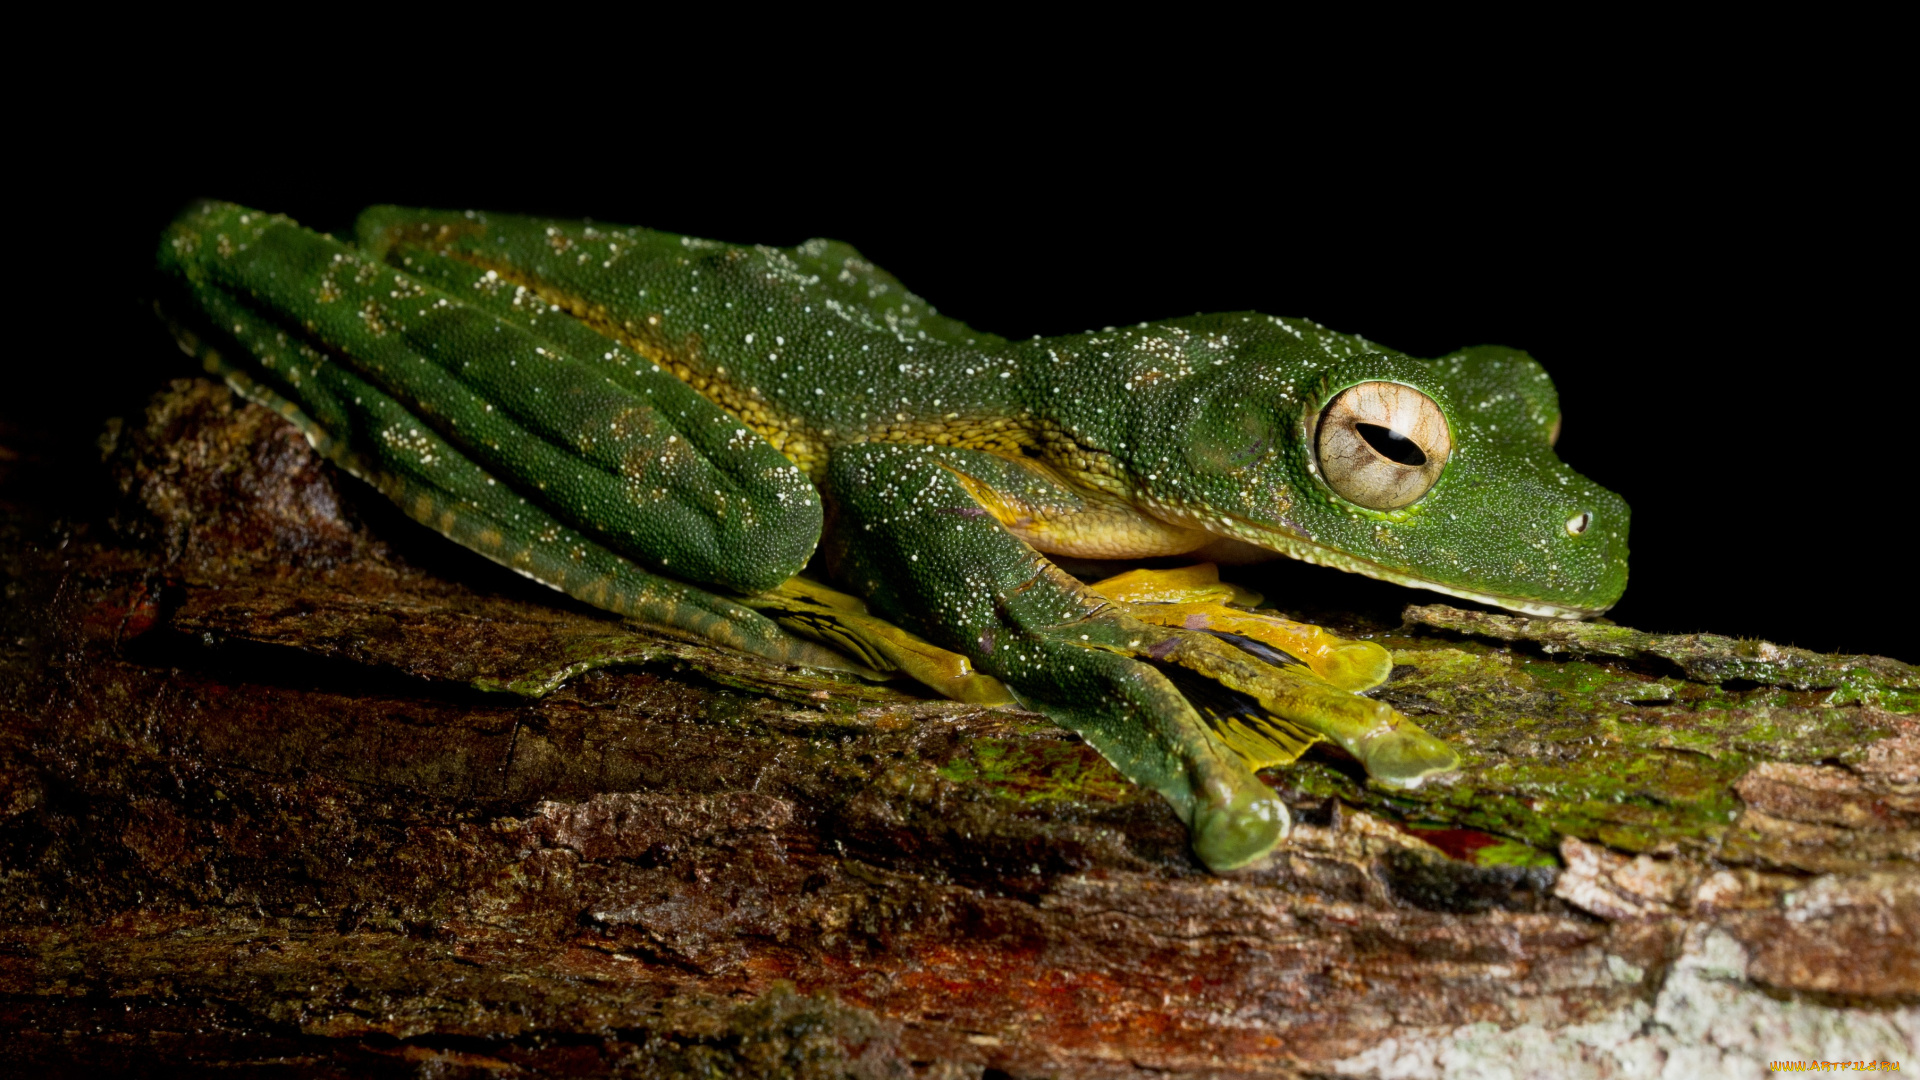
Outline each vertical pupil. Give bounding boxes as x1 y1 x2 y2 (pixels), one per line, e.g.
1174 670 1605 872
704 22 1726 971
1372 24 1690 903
1356 423 1426 466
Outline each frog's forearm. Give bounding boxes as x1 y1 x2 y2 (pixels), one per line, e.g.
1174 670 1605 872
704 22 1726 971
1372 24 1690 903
823 442 1289 871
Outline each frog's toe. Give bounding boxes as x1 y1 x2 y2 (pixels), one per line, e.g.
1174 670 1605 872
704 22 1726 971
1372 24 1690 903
1319 639 1395 693
1122 626 1459 791
1353 721 1461 788
1189 778 1290 872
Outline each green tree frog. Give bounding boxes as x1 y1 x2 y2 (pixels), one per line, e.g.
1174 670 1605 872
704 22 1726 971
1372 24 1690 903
156 202 1628 872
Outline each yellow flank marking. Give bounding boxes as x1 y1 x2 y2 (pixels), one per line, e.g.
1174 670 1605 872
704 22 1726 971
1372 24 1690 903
859 414 1039 458
858 417 1137 503
944 467 1211 559
420 248 833 476
476 528 503 549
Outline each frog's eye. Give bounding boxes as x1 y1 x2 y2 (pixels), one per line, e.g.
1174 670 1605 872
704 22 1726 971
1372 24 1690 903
1316 381 1452 510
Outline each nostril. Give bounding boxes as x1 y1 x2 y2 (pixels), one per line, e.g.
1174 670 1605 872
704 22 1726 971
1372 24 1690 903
1565 511 1592 536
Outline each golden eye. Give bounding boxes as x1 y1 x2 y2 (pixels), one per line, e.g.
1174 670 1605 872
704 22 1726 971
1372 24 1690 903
1315 381 1452 510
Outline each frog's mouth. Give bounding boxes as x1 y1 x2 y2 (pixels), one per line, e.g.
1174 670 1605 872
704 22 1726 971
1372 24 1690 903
1208 522 1614 620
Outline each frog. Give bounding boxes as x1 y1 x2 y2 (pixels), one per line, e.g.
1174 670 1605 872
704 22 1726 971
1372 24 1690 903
154 201 1629 873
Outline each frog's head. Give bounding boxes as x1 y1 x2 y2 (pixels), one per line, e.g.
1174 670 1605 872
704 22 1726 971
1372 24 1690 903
1180 344 1628 617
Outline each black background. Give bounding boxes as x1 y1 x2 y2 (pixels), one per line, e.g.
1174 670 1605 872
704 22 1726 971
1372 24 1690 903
12 74 1912 660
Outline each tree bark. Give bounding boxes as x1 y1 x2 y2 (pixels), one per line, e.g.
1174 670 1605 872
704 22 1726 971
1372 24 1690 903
2 381 1916 1077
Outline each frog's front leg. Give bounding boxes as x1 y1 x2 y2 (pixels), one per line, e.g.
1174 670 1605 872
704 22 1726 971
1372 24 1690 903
820 444 1455 871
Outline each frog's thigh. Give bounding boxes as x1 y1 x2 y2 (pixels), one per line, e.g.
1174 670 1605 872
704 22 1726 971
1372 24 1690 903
821 443 1288 872
1087 564 1395 693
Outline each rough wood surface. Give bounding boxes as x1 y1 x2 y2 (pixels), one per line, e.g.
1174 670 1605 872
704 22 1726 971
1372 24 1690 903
2 381 1916 1077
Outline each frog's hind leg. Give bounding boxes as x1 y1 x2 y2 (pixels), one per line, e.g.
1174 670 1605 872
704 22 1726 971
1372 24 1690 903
1086 564 1396 693
160 204 855 675
175 299 854 675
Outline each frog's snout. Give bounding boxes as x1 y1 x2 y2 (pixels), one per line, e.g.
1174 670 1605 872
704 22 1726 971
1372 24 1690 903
1548 483 1631 613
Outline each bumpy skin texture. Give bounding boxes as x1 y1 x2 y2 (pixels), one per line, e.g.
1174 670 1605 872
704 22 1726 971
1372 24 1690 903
156 202 1629 872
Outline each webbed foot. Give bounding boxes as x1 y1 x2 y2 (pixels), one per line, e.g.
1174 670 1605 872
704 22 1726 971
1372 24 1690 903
1088 563 1395 692
1063 597 1460 787
1077 564 1456 783
746 576 1016 705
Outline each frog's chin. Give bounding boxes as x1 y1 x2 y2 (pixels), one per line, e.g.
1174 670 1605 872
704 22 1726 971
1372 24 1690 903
1194 533 1613 620
1367 572 1610 620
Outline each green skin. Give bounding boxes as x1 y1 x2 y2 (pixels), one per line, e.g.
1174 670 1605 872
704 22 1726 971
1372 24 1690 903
156 202 1629 872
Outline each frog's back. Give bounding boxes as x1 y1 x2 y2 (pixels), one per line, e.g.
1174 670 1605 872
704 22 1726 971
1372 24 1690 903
360 208 1035 473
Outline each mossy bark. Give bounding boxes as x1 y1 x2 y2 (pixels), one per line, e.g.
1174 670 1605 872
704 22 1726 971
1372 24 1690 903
2 381 1915 1077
